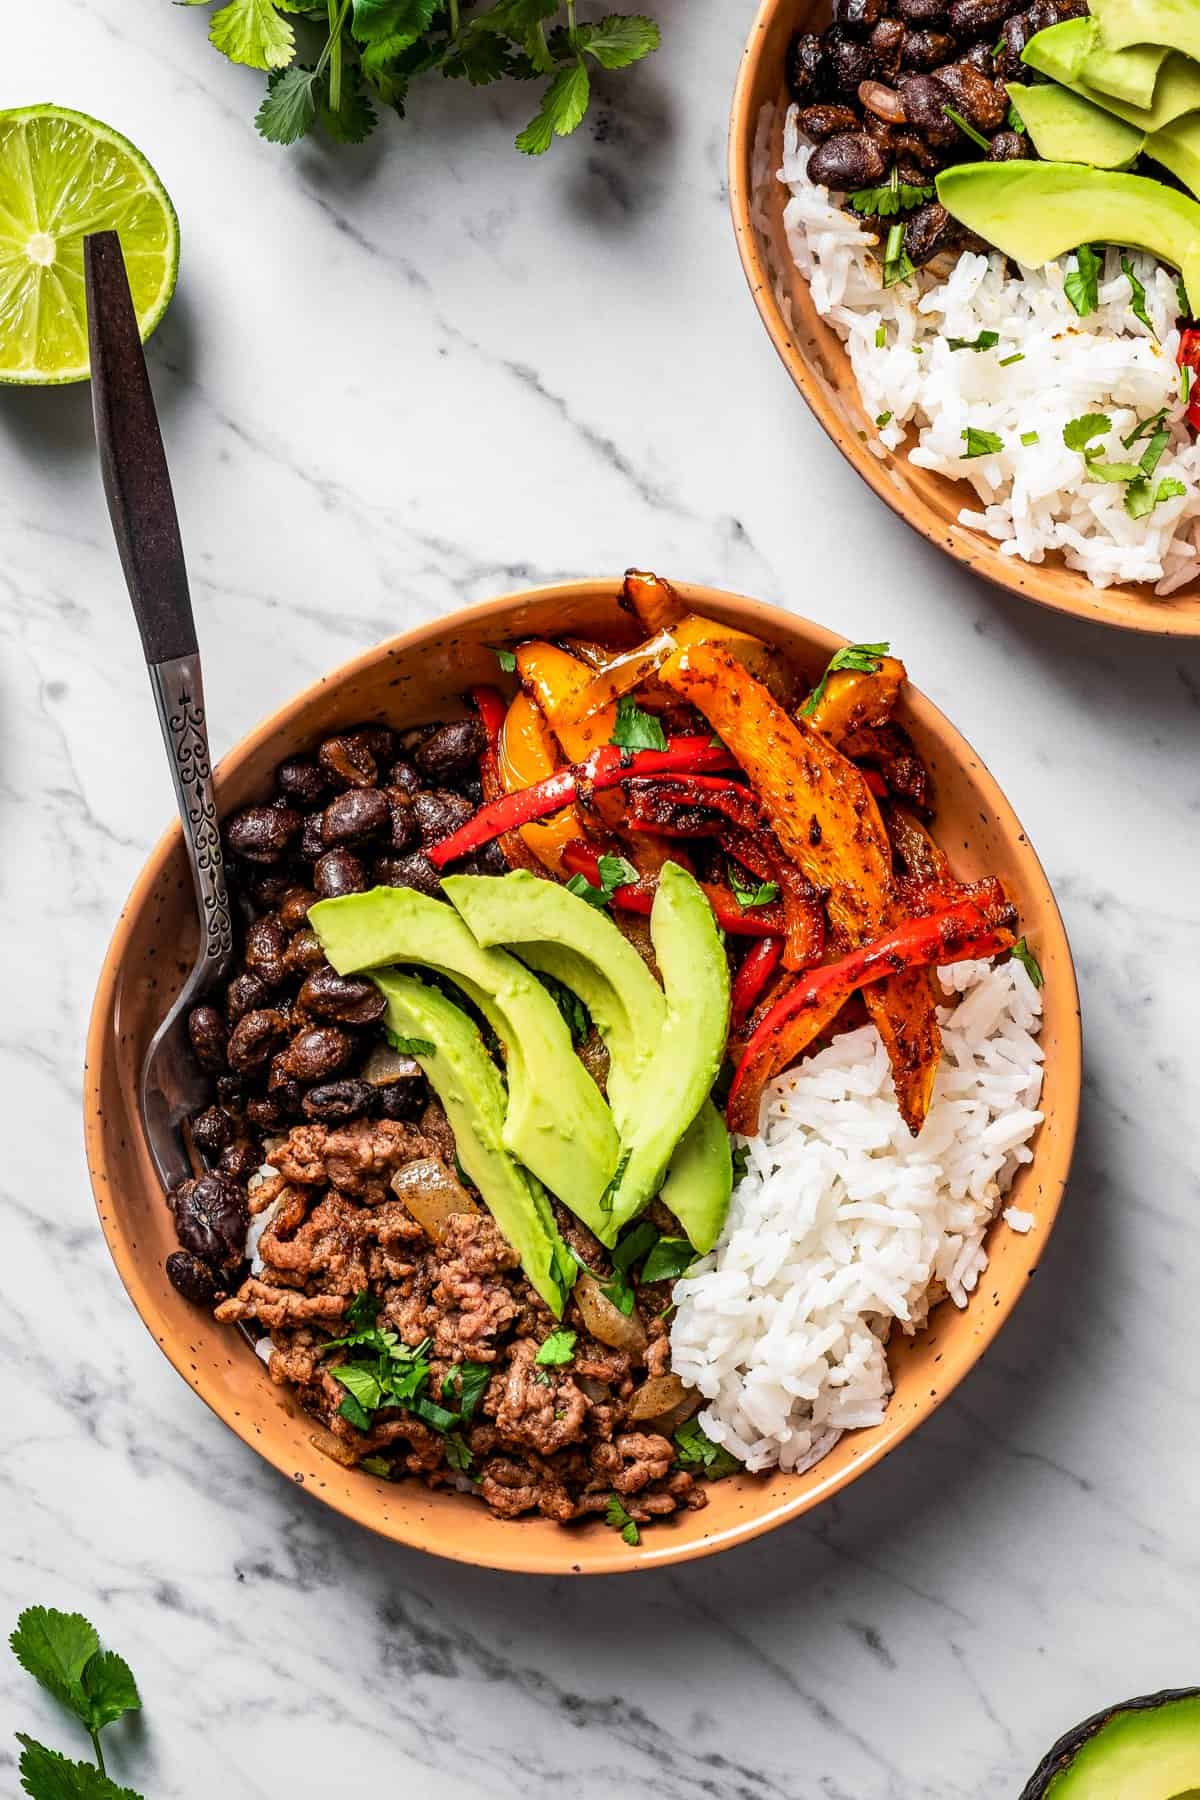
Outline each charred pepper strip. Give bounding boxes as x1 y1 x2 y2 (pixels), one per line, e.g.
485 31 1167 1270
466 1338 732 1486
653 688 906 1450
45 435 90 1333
727 893 1017 1137
730 936 785 1028
470 684 509 750
659 641 943 1136
428 738 736 869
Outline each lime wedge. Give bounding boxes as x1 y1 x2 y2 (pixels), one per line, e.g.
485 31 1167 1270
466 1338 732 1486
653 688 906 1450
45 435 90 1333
0 105 179 386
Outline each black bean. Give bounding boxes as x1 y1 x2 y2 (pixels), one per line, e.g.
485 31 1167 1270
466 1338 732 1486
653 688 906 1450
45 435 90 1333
863 113 898 150
897 0 947 18
299 966 388 1026
318 734 377 789
459 775 484 806
214 1073 246 1108
170 1173 248 1274
948 0 1024 31
284 927 327 974
187 1005 228 1073
302 1078 378 1122
191 1105 234 1157
352 724 396 762
413 719 487 785
384 789 418 853
808 130 889 190
826 26 876 92
835 0 884 27
278 886 316 931
373 851 443 899
225 804 301 864
786 32 829 104
244 916 290 986
987 128 1025 159
904 200 957 265
278 1025 353 1082
387 758 422 795
799 103 863 139
218 1140 262 1182
898 73 958 144
461 841 509 878
300 812 325 861
246 869 295 912
936 60 1007 129
960 42 994 72
227 1007 289 1075
226 971 271 1024
321 787 390 846
246 1093 288 1131
869 19 905 80
313 848 367 899
277 756 329 807
413 790 473 848
901 28 956 68
397 724 438 754
166 1249 220 1307
377 1077 429 1122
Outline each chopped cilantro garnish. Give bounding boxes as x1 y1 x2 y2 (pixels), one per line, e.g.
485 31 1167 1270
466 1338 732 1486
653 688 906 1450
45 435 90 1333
728 864 780 910
534 969 591 1044
1181 364 1193 404
1122 408 1168 450
800 641 890 718
882 221 915 289
943 104 989 149
385 1029 436 1057
1020 430 1040 446
611 694 667 752
1064 244 1101 318
605 1494 641 1545
961 426 1003 459
1122 256 1157 339
1125 475 1187 519
640 1236 696 1284
731 1143 750 1186
444 1360 491 1420
874 325 887 349
360 1455 393 1478
848 168 933 218
1000 352 1025 367
598 1148 631 1215
875 410 893 427
535 1327 578 1367
674 1416 741 1480
490 645 517 674
1063 413 1111 453
1178 273 1192 317
1010 937 1043 990
1006 97 1026 133
947 330 1000 352
612 1220 659 1274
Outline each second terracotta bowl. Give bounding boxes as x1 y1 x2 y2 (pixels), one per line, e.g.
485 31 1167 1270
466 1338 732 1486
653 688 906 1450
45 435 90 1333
84 579 1081 1573
729 0 1200 637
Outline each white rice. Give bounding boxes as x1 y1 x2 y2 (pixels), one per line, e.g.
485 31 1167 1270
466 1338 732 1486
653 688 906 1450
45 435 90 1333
669 958 1044 1474
770 102 1200 595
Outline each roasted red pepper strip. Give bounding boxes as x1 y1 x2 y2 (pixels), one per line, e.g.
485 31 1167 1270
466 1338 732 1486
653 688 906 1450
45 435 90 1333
428 737 735 868
727 890 1016 1136
470 684 509 750
730 936 785 1028
861 768 888 799
559 842 786 937
1180 327 1200 430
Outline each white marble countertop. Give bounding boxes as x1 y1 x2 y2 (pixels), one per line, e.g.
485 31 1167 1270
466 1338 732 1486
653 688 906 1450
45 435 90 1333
4 4 1200 1795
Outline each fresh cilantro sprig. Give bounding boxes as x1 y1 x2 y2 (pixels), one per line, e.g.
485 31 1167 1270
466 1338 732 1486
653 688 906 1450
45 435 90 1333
946 330 1000 353
800 642 890 718
385 1027 436 1057
565 851 639 910
604 1494 641 1545
848 167 934 218
728 864 779 910
674 1416 740 1480
1064 243 1101 318
185 1 661 154
11 1608 143 1797
535 1326 577 1365
962 426 1003 459
1063 413 1188 519
1122 257 1157 339
324 1300 484 1468
610 693 668 752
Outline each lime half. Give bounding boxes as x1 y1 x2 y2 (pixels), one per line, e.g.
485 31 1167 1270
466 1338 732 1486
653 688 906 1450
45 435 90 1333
0 105 179 385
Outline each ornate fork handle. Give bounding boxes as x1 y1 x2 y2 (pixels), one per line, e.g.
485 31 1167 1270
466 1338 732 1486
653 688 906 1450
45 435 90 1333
148 654 234 971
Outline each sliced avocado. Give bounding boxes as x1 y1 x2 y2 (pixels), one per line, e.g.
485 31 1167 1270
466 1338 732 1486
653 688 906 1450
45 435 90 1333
1147 113 1200 199
1021 1688 1200 1799
1077 21 1167 109
1090 0 1200 68
936 161 1200 311
370 970 574 1317
444 868 733 1253
1006 82 1144 168
1023 22 1200 131
309 886 620 1237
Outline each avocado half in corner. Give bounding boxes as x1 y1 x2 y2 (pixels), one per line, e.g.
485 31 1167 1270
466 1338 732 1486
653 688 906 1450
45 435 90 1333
1022 1689 1200 1798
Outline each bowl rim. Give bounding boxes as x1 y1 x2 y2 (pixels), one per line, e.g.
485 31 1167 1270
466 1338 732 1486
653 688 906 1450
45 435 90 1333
83 577 1082 1574
727 0 1200 639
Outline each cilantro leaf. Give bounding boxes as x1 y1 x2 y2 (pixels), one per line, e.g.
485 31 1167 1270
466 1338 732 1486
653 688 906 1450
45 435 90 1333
600 1270 636 1314
490 645 517 673
444 1361 492 1417
1125 474 1187 519
1010 937 1043 989
1122 256 1157 339
535 1327 578 1366
576 13 660 67
1064 243 1101 318
1006 97 1025 132
1062 413 1111 453
604 1494 641 1545
77 1655 140 1737
728 865 779 910
256 66 321 144
321 73 378 142
800 641 889 718
471 0 558 73
611 1219 658 1273
1122 407 1168 449
848 178 933 218
961 426 1003 459
10 1611 99 1723
946 331 1000 352
350 0 438 43
360 1454 394 1477
731 1142 750 1185
1138 428 1170 480
639 1236 695 1283
673 1416 740 1480
15 1736 143 1800
516 60 590 155
208 0 296 70
610 693 668 751
384 1030 436 1057
1020 430 1039 446
443 1432 475 1473
331 1363 385 1413
533 970 590 1044
1085 458 1145 484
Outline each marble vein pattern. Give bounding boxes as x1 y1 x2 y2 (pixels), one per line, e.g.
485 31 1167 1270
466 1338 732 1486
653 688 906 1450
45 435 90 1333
3 3 1200 1796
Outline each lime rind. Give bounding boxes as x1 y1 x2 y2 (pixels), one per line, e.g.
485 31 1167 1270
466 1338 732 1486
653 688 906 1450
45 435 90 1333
0 104 179 386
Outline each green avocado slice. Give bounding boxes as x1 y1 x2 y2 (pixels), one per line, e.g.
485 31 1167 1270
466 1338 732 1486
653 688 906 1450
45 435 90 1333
1090 0 1200 68
309 886 621 1237
1006 81 1144 168
1021 1689 1200 1798
1147 114 1200 199
370 970 574 1317
444 868 732 1253
935 160 1200 310
1077 22 1167 109
1023 21 1200 131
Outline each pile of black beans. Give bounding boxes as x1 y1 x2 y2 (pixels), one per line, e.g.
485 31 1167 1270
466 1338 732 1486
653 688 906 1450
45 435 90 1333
788 0 1087 266
164 714 497 1307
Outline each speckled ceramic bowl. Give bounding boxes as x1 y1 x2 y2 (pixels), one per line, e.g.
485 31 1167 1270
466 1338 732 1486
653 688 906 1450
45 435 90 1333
84 579 1081 1573
729 0 1200 637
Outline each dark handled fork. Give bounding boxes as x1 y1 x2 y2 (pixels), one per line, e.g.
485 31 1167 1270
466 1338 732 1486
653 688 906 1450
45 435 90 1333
85 230 235 1194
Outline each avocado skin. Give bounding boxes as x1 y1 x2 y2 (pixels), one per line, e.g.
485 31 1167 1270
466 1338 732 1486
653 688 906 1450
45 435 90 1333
1020 1689 1200 1799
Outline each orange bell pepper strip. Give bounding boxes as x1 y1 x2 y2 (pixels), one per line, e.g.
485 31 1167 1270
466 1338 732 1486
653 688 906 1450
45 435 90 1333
497 691 587 877
658 641 944 1135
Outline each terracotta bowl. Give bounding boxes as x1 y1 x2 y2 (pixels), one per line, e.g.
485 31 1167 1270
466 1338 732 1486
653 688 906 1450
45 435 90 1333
84 579 1081 1574
729 0 1200 637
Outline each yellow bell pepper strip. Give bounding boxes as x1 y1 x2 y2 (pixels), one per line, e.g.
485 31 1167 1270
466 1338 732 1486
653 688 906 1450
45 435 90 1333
620 567 688 633
497 691 587 877
800 649 907 739
727 885 1016 1136
658 640 944 1135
